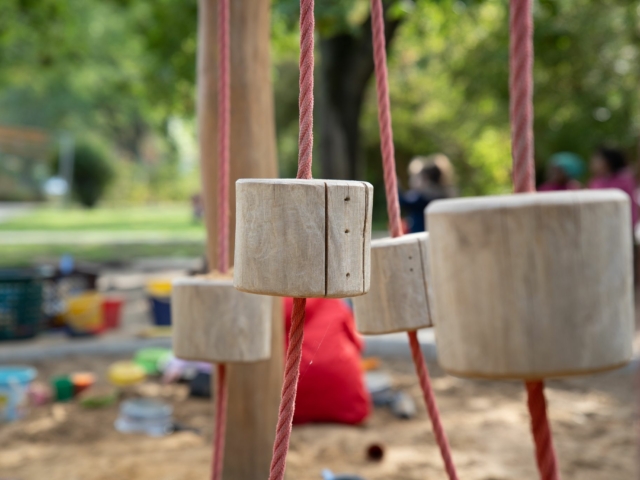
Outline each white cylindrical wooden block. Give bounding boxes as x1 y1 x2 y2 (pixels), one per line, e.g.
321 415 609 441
353 232 433 335
172 275 272 363
427 190 634 380
234 179 373 298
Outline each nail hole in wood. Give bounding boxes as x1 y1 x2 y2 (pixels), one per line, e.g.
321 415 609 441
346 273 350 278
345 229 350 234
344 196 350 201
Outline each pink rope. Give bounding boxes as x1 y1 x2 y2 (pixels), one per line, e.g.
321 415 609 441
510 1 560 478
217 0 231 272
268 298 307 480
268 2 315 478
211 363 228 480
370 0 402 238
212 1 230 478
296 0 315 180
526 381 561 480
408 331 459 480
510 0 535 194
370 1 458 478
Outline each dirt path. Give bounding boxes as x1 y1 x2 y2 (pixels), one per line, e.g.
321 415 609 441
0 357 636 480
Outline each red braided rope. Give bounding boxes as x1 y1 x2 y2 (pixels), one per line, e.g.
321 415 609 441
296 0 315 180
217 0 231 272
408 331 459 480
211 363 227 480
510 1 560 478
370 1 458 478
370 0 402 238
268 298 307 480
510 0 535 194
268 2 315 478
212 0 230 478
526 381 560 480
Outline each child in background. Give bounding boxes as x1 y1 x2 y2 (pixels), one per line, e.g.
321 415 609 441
589 147 638 228
399 154 456 233
191 193 204 222
538 152 584 191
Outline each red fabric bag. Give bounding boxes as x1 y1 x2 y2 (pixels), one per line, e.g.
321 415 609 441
284 297 371 425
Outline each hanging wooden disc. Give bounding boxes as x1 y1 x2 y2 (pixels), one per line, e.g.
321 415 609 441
172 274 272 363
427 189 634 380
233 179 374 298
353 232 433 335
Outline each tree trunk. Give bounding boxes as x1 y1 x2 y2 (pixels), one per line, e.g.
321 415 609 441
319 5 403 180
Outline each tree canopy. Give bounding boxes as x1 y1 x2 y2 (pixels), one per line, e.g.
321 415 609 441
0 0 637 202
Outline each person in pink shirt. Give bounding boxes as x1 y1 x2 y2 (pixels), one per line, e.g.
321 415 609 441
538 152 584 192
589 147 638 228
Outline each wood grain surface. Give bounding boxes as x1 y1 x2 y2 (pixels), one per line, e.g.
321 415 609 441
427 190 634 379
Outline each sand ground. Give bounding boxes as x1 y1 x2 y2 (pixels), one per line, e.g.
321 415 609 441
0 356 636 480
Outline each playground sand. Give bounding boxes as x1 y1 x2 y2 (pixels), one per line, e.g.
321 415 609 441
0 356 636 480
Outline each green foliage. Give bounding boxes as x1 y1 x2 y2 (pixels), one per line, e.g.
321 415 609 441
274 0 369 36
71 141 116 208
1 0 638 200
102 156 200 206
355 0 513 195
361 0 640 194
453 0 640 177
0 0 149 138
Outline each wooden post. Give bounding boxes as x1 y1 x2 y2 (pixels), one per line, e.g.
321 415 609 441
197 1 283 478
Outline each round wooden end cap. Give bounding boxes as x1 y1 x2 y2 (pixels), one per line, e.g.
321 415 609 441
233 178 373 298
427 190 634 379
172 275 272 363
354 232 433 335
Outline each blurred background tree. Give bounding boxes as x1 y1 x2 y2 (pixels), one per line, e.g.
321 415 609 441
0 0 637 211
66 140 115 208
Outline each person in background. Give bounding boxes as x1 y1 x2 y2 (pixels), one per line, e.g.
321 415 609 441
538 152 584 191
399 154 456 233
589 147 638 228
191 193 204 222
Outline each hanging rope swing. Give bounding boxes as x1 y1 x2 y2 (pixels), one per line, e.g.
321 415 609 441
211 0 231 478
226 1 634 479
368 0 459 478
509 1 559 479
233 2 373 479
427 3 633 480
270 2 324 478
172 2 273 480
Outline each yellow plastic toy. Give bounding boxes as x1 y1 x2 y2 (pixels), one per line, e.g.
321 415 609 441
108 361 146 387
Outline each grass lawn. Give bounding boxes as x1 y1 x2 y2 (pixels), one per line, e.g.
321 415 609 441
0 204 389 267
0 204 203 232
0 204 205 266
0 242 205 267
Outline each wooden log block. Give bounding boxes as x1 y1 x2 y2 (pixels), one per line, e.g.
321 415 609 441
172 275 272 363
427 190 634 380
234 179 373 298
353 232 433 334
